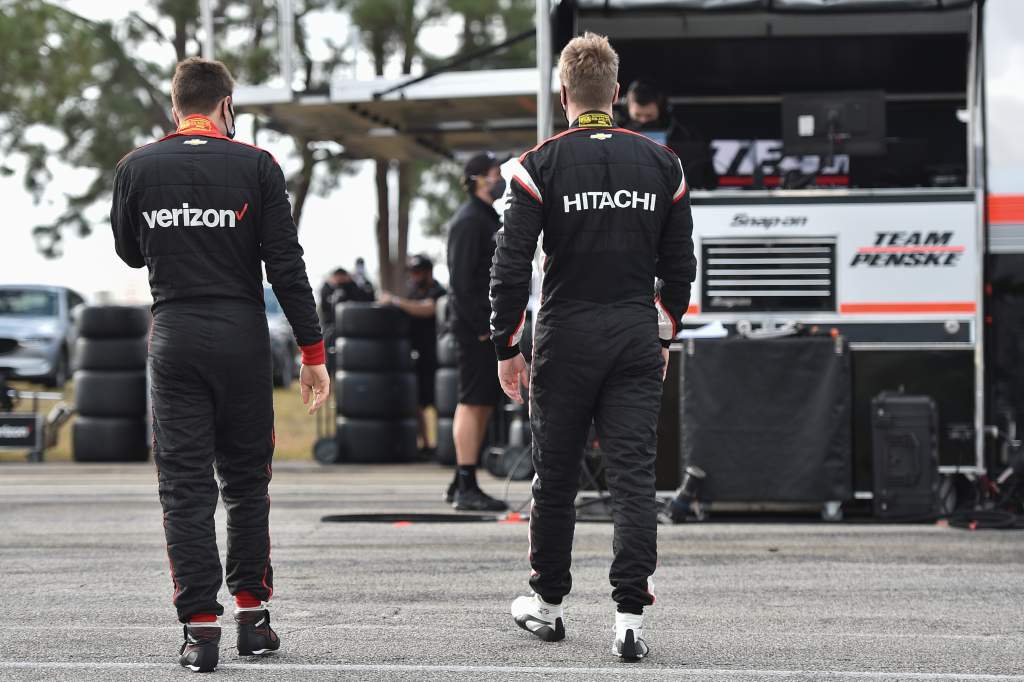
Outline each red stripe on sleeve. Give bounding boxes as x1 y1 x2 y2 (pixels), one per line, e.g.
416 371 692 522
300 340 326 366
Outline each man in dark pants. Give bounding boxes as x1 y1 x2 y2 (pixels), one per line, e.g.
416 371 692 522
378 254 446 456
110 57 330 673
490 33 696 660
444 152 509 512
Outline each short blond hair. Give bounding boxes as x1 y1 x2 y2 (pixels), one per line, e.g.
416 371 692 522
558 32 619 111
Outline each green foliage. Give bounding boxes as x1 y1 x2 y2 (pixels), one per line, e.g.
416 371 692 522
415 159 465 239
0 0 174 256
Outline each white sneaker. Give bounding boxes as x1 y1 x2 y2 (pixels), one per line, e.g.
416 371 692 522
510 594 566 642
612 611 649 661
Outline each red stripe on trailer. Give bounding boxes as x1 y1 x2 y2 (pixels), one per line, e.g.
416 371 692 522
840 302 976 314
989 194 1024 224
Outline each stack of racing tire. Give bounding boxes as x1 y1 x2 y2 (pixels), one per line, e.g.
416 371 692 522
333 303 418 463
434 332 459 465
72 306 151 462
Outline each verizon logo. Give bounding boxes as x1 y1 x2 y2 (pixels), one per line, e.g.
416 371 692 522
142 202 249 229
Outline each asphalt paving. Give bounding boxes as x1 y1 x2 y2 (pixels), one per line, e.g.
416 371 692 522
0 461 1022 681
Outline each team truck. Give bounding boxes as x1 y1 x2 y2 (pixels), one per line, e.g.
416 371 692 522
230 0 1022 503
551 0 1020 502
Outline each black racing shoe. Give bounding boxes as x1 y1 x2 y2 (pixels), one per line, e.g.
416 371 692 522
444 480 457 504
179 623 220 673
453 487 508 512
235 609 280 656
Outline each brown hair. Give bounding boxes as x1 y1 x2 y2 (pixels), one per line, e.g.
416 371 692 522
558 32 619 111
171 57 236 116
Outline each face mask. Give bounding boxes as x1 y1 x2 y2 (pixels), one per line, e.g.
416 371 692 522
489 177 506 202
224 99 236 139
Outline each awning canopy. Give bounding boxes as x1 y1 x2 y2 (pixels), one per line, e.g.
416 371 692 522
236 68 559 162
235 0 976 161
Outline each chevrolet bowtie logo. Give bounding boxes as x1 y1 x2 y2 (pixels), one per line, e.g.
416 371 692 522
183 139 207 146
590 133 612 140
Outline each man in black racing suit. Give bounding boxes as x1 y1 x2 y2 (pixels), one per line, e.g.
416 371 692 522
110 57 330 673
491 33 696 660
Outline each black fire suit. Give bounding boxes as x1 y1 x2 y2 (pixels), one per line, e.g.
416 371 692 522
111 114 324 623
490 111 696 611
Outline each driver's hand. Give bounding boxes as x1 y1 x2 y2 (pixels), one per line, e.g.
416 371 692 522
299 363 331 414
661 347 670 381
498 354 529 404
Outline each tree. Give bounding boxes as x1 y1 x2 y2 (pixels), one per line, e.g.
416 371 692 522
0 0 353 257
0 0 175 256
412 0 535 241
348 0 441 291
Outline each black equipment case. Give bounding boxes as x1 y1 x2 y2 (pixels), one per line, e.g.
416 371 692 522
870 392 939 519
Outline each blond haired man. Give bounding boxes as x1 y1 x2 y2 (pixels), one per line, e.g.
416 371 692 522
490 32 696 660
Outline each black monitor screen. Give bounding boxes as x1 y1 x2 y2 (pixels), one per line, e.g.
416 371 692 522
782 90 886 157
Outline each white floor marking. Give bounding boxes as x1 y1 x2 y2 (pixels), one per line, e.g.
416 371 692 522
0 662 1022 679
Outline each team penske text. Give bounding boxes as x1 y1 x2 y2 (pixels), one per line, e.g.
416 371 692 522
142 202 248 229
563 190 657 213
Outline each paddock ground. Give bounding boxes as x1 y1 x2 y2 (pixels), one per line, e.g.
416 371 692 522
1 462 1021 681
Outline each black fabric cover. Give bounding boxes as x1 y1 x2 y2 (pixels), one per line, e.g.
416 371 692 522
681 336 852 502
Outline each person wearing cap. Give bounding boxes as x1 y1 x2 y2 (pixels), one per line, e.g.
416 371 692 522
443 152 509 512
378 254 447 457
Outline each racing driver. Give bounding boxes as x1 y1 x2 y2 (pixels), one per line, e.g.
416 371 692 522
110 57 330 672
490 33 696 660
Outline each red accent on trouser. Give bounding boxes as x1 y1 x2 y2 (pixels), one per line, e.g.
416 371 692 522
235 591 261 608
190 613 218 623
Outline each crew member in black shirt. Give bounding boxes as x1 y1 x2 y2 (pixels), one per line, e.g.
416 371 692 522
378 254 446 456
444 152 509 512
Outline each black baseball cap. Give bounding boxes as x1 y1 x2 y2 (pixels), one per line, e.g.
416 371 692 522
463 151 500 183
407 254 433 271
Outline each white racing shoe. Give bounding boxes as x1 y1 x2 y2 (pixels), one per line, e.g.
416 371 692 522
612 612 650 661
511 594 566 642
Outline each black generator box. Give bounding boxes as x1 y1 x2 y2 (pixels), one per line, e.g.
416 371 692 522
871 392 939 519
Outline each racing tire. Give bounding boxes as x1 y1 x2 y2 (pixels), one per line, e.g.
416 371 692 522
335 371 417 419
74 370 147 418
436 333 458 367
313 436 339 465
335 417 418 463
434 367 459 417
77 306 150 339
73 416 149 462
436 416 456 466
336 303 410 339
74 337 147 371
336 337 413 371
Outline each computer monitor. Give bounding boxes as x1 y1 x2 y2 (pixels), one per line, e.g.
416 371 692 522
782 90 886 158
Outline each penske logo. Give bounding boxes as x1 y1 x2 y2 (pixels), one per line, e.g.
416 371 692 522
563 190 657 214
142 202 249 229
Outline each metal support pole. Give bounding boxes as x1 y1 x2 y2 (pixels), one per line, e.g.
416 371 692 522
278 0 295 90
200 0 215 60
536 0 553 143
